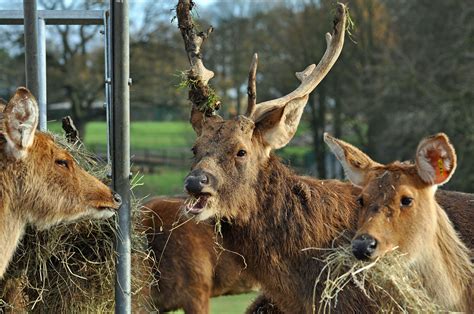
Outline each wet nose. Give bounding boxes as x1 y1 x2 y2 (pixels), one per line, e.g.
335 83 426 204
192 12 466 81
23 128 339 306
352 234 377 260
185 170 209 194
113 192 122 207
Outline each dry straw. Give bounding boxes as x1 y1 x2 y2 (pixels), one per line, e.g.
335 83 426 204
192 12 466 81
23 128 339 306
0 133 156 312
306 242 442 313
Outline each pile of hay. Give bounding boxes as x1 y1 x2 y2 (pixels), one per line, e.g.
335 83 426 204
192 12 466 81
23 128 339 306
309 244 441 313
0 134 156 312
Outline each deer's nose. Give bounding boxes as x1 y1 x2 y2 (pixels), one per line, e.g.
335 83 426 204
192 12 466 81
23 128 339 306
185 170 210 194
113 192 122 207
352 234 377 260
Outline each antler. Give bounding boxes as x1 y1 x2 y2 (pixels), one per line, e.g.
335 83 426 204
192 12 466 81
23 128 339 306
176 0 219 118
252 3 347 121
245 53 258 118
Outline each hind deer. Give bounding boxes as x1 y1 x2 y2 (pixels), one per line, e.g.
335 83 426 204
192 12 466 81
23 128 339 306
325 133 473 312
139 197 257 313
0 87 122 279
175 1 474 312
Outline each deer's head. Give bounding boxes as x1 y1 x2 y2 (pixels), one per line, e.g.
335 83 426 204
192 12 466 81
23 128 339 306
177 0 346 222
0 88 121 229
325 133 456 261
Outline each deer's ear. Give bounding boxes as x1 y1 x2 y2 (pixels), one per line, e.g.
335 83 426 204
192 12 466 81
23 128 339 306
3 87 38 159
0 98 7 112
324 133 380 186
415 133 456 186
254 95 308 150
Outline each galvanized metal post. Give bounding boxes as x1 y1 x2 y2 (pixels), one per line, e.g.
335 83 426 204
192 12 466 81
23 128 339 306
23 0 40 99
37 17 47 130
110 0 131 313
104 11 112 165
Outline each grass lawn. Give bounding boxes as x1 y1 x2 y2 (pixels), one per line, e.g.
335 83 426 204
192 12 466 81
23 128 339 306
49 121 195 152
170 293 258 314
134 168 188 198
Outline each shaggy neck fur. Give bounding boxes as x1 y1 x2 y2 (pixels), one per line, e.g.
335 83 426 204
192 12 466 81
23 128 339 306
415 201 473 312
0 174 27 279
220 155 374 313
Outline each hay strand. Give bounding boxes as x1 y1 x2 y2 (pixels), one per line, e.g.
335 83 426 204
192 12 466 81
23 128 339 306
307 245 442 313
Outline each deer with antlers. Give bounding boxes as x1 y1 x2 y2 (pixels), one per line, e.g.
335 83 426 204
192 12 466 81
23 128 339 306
176 1 378 312
0 88 121 279
174 0 474 312
325 133 473 311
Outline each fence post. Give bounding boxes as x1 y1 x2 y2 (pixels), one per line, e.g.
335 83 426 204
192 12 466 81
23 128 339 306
23 0 40 100
110 0 131 313
37 16 47 130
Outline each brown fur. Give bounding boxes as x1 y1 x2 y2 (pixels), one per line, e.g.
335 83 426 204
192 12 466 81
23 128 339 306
186 116 375 312
185 118 474 313
0 88 120 279
140 197 257 313
355 165 473 311
327 134 473 312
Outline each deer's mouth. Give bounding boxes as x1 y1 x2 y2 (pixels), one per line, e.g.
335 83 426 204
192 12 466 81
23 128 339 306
185 193 211 215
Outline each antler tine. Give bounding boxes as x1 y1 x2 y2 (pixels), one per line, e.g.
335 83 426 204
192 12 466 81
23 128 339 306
253 3 347 120
246 53 258 118
177 0 218 116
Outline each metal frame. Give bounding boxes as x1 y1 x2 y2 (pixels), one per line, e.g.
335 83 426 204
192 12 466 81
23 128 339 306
0 1 131 313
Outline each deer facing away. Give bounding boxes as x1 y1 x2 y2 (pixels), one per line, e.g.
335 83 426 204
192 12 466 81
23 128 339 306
0 88 122 279
138 197 257 313
325 133 473 312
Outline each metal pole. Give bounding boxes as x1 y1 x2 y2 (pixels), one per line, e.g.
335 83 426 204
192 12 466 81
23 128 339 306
104 11 112 165
37 17 47 130
23 0 40 99
111 0 131 313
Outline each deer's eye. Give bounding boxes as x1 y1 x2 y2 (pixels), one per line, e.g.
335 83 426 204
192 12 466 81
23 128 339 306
400 196 413 207
55 159 69 169
236 149 247 157
191 147 197 156
357 196 364 207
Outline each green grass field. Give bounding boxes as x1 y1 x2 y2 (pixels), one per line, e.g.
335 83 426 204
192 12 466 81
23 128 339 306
170 293 258 314
49 121 195 152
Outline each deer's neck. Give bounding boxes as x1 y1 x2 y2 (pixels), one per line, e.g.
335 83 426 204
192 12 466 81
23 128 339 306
0 200 26 279
220 156 360 312
224 158 357 259
416 204 473 311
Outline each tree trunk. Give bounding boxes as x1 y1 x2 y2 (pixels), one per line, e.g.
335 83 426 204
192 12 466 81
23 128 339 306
309 87 327 179
333 95 343 178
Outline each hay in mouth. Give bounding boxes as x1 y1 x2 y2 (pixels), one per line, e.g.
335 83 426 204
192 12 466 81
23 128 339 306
184 194 211 214
304 244 442 313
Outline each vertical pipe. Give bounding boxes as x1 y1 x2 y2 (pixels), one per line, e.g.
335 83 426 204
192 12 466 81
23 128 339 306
111 1 131 313
103 11 112 165
37 17 47 130
23 0 39 99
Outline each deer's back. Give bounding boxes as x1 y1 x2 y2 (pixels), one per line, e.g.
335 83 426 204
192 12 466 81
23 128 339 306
141 197 255 312
436 189 474 251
